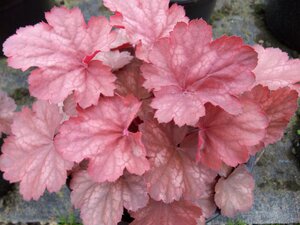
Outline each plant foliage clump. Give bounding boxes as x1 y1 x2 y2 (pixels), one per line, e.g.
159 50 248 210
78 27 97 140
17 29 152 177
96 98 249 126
1 0 300 224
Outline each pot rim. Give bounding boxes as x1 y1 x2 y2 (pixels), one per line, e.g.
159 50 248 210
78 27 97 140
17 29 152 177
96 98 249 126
0 0 23 12
170 0 214 5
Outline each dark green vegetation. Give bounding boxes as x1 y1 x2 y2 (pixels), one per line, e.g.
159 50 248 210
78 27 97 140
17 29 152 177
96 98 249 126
59 213 82 225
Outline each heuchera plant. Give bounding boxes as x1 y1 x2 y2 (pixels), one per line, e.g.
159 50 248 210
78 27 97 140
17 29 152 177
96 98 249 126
1 0 300 224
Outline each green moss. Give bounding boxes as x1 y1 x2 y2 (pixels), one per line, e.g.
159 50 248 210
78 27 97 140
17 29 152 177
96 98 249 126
99 4 113 17
210 6 232 22
59 212 82 225
227 219 248 225
52 0 74 7
258 178 300 192
9 88 34 106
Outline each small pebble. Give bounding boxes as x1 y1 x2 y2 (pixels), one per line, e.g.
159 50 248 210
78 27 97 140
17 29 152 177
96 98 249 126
258 39 264 44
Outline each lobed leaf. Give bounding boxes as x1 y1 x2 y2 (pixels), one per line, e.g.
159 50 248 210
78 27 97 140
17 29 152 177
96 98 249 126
140 120 217 203
214 165 255 217
244 85 298 153
198 98 268 170
142 20 258 126
131 199 202 225
3 7 116 108
71 171 148 225
0 100 73 200
253 45 300 93
55 95 149 182
104 0 188 61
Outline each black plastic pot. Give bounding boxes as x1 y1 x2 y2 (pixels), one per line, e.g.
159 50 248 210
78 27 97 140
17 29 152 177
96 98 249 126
170 0 217 21
0 0 52 56
0 172 13 198
265 0 300 51
0 135 14 198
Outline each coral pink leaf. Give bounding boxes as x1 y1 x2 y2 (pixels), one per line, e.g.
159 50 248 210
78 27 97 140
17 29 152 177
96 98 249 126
63 94 78 117
28 56 115 109
253 45 300 93
94 50 133 71
195 188 217 218
179 132 218 217
115 59 151 100
244 85 298 147
103 0 188 61
87 132 148 182
131 199 202 225
140 120 216 203
218 163 234 178
215 165 255 217
55 95 149 182
110 29 130 49
3 7 116 107
142 20 257 126
0 100 73 200
71 171 149 225
0 91 16 134
198 98 268 170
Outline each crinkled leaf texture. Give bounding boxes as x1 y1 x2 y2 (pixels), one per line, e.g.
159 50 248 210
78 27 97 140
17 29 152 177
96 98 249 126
3 7 116 108
244 85 298 150
0 100 73 200
198 98 268 170
195 188 217 218
115 59 151 100
179 132 217 218
71 171 149 225
131 199 202 225
0 91 16 134
62 94 78 118
142 20 258 126
214 165 255 217
140 120 217 203
104 0 188 61
55 95 149 182
253 45 300 93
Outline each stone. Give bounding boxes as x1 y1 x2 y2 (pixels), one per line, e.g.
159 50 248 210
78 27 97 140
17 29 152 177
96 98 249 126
209 135 300 224
211 0 299 58
0 187 75 224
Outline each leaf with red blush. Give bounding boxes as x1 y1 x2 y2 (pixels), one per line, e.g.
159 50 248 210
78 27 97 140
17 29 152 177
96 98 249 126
244 85 298 152
198 98 268 170
3 7 116 108
140 120 217 203
0 100 73 200
71 171 148 225
55 95 149 182
253 45 300 93
195 188 217 218
131 199 202 225
215 165 255 217
142 20 258 126
103 0 188 61
62 94 78 117
115 59 151 100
